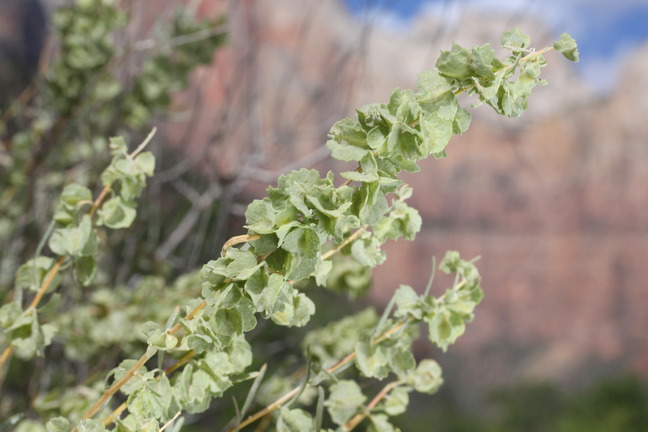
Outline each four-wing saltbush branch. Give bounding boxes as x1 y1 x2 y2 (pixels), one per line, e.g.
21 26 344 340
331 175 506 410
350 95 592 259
0 129 157 374
1 29 578 432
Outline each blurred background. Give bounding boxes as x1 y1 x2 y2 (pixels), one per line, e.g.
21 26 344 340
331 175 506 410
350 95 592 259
2 0 648 430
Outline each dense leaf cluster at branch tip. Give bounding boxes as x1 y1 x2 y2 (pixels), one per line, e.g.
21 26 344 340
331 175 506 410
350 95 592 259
0 14 578 432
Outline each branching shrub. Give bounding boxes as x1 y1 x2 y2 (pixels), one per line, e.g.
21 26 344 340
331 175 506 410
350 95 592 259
0 2 579 430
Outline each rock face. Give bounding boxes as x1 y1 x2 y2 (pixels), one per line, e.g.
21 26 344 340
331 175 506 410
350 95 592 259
0 0 642 407
179 0 648 395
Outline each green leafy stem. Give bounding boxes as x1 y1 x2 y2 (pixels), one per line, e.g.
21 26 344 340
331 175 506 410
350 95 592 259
21 29 578 431
69 30 578 432
0 128 157 375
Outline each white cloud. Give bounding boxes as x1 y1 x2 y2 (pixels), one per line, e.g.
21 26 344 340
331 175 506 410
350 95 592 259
415 0 647 92
353 0 646 92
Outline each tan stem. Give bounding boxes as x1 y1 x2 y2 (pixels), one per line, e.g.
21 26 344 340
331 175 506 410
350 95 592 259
228 318 409 432
28 256 65 310
129 127 157 159
343 380 403 431
102 402 127 427
75 352 151 430
0 255 66 373
221 234 261 256
227 386 300 432
165 350 196 375
101 349 198 427
89 285 213 429
88 184 112 216
321 226 368 261
159 411 182 432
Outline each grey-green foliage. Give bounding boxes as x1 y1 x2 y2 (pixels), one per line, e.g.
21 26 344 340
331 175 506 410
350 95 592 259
0 136 154 361
3 28 578 432
69 30 575 431
0 0 226 292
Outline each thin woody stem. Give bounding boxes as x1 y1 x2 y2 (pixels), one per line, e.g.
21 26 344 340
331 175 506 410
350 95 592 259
0 257 70 370
343 380 404 431
89 278 216 428
75 352 151 430
1 130 157 378
165 350 196 375
221 234 262 256
321 225 368 261
88 184 112 216
102 403 127 428
159 411 182 432
93 223 370 429
129 127 157 159
101 350 198 427
228 318 410 432
29 256 66 310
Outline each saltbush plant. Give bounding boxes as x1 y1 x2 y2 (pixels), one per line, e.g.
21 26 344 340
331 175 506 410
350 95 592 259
0 2 579 430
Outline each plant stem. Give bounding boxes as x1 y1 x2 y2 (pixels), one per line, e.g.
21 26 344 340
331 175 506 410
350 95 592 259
321 225 368 261
75 352 151 431
165 350 196 375
28 256 65 310
102 402 127 428
128 127 157 159
228 317 409 432
91 215 381 429
0 254 66 373
88 184 112 216
343 380 403 431
221 234 262 256
159 411 182 431
101 348 199 427
1 132 158 379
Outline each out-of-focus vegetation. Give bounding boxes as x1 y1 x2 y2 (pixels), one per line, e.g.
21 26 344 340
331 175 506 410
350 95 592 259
394 374 648 432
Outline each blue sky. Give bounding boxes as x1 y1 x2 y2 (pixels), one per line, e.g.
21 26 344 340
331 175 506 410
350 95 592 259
343 0 648 92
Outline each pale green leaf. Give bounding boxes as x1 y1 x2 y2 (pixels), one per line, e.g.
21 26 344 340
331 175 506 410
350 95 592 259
436 43 472 79
16 256 60 293
408 359 443 394
277 408 312 432
258 273 292 316
355 342 389 379
381 386 410 416
367 414 398 432
393 285 423 319
325 380 366 425
76 419 106 432
553 33 579 62
49 215 98 257
53 184 93 225
350 235 385 268
501 29 531 54
282 227 321 281
314 259 333 286
134 151 155 176
245 199 277 234
97 196 137 229
74 255 97 286
46 417 71 432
